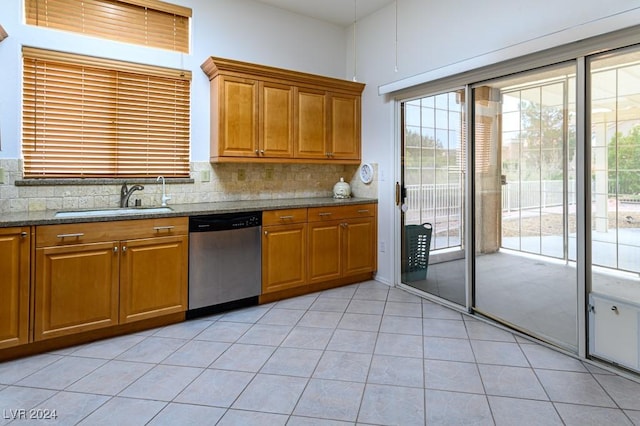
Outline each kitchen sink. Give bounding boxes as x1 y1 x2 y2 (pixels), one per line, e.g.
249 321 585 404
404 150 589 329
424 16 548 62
55 206 173 218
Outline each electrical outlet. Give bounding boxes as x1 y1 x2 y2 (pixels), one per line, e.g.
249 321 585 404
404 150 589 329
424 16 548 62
379 241 386 252
0 168 4 184
265 167 274 180
201 170 210 182
237 169 246 181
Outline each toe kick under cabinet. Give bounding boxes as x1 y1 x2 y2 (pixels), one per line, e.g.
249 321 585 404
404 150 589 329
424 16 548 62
261 203 377 302
34 218 188 341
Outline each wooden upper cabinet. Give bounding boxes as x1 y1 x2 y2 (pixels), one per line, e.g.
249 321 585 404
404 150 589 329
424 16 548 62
212 75 259 159
201 56 364 164
329 92 361 160
261 81 294 158
295 87 327 159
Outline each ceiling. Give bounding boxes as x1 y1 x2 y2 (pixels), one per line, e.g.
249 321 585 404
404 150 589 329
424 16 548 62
253 0 395 27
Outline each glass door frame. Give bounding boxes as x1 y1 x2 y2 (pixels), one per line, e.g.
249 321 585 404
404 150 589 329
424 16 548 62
393 27 640 361
394 86 473 312
393 69 589 356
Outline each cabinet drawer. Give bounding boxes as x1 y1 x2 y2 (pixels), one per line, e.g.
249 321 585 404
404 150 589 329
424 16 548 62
37 217 188 247
263 208 308 226
308 203 375 222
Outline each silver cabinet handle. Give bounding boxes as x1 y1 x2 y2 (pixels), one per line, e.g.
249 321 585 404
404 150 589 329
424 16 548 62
255 149 259 155
57 233 84 239
122 246 127 252
153 226 175 231
264 230 268 235
20 232 28 238
113 246 118 253
260 150 265 155
357 209 369 214
611 306 618 313
318 212 332 217
279 215 294 220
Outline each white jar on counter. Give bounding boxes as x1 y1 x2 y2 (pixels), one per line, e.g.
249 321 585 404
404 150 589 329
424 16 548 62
333 177 351 199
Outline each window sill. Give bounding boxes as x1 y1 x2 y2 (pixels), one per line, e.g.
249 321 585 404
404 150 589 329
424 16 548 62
15 178 195 186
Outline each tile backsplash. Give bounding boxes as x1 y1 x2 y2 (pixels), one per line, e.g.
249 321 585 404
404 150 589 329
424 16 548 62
0 159 377 213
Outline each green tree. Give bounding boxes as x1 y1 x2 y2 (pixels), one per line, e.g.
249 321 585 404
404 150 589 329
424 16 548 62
519 100 575 181
609 125 640 195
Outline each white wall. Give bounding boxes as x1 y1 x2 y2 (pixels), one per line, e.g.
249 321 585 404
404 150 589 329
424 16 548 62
352 0 640 285
0 0 347 161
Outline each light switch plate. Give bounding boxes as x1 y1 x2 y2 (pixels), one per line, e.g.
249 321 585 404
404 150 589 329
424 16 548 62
0 168 5 184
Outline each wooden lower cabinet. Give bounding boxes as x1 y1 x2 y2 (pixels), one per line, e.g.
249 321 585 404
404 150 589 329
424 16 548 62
343 217 376 277
262 203 377 299
34 218 188 341
308 216 376 283
0 227 31 349
261 208 308 294
35 241 119 340
119 235 188 323
262 223 307 294
308 220 342 284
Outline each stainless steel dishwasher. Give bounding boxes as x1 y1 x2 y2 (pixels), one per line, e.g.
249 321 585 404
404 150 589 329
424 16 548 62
187 211 261 318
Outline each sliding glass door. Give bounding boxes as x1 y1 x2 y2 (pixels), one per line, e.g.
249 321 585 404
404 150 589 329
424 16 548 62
394 34 640 363
473 64 579 351
400 90 466 305
588 46 640 368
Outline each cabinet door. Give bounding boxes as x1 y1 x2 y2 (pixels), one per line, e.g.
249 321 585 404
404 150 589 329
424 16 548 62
342 217 376 277
262 223 307 293
119 235 188 323
216 76 259 158
295 87 328 159
0 227 30 349
328 93 360 160
308 220 342 284
261 82 294 158
35 242 119 340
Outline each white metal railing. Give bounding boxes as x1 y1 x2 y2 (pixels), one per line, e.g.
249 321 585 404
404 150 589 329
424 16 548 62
405 183 463 218
406 180 576 217
502 180 576 211
405 183 463 250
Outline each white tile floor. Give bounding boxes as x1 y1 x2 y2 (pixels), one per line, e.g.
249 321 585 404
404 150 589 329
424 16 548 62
2 280 640 425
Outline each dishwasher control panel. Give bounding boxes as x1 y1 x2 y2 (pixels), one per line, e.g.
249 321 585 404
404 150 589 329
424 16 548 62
189 211 262 232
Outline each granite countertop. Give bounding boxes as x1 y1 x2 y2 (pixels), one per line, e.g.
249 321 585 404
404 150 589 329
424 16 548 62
0 197 378 227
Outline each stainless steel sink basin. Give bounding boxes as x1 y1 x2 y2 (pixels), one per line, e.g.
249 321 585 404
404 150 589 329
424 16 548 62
55 206 173 218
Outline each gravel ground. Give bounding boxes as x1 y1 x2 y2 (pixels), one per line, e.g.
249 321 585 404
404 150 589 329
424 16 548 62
502 204 640 237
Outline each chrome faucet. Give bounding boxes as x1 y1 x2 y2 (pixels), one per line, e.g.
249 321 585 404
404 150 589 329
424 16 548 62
157 176 171 206
120 182 144 207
